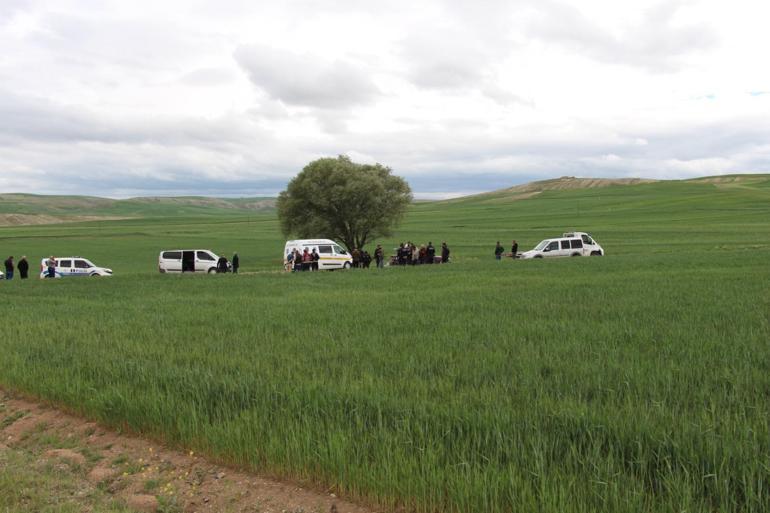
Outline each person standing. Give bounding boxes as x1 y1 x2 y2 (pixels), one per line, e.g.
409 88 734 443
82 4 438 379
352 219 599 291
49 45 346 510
17 256 29 279
441 242 450 263
4 256 14 280
217 254 229 273
293 249 303 272
232 252 239 273
311 248 320 271
511 240 518 259
374 244 384 268
426 242 435 264
46 256 57 278
495 241 504 260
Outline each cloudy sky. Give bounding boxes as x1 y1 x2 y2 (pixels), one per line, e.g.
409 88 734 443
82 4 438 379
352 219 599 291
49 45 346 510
1 0 769 198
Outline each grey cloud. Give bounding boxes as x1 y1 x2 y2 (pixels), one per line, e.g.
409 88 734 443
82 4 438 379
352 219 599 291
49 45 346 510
234 44 380 109
0 90 270 147
400 28 489 89
481 84 534 107
527 0 718 72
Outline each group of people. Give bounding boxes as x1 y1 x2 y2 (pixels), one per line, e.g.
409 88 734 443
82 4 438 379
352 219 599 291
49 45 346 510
287 247 320 271
351 248 373 268
393 241 450 266
216 253 239 273
3 256 30 279
494 240 519 260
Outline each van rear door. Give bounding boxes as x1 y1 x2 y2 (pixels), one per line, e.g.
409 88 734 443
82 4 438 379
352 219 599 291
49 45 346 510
162 251 183 272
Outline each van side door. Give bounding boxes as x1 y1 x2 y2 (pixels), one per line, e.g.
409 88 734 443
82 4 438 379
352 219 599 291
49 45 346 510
57 259 72 276
73 259 91 276
195 251 216 272
317 244 334 269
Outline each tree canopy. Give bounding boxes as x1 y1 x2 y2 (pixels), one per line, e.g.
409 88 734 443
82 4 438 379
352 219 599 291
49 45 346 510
277 155 412 251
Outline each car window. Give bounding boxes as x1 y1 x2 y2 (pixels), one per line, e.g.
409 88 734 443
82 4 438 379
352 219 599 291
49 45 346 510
197 251 215 261
58 259 71 268
560 240 570 250
570 239 583 249
74 260 90 269
534 240 548 251
333 245 347 255
581 234 593 245
318 245 332 254
547 241 559 251
163 251 181 260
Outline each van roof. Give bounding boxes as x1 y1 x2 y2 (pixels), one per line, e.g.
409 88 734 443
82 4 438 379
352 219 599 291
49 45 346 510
285 239 337 245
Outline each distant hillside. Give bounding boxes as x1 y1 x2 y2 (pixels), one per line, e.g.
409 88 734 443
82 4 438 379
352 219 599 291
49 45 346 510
441 174 770 205
445 176 659 204
0 194 276 226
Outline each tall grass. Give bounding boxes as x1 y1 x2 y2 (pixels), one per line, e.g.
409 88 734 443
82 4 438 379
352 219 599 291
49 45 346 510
1 180 769 512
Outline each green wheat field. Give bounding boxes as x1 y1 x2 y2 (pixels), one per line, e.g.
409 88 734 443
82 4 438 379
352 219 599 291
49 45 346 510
1 177 768 512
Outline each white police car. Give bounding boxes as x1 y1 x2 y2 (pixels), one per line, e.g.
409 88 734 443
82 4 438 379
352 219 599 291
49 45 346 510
519 232 604 259
39 257 113 278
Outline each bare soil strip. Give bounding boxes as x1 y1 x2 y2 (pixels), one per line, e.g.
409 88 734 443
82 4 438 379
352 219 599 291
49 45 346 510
0 389 376 513
0 214 133 226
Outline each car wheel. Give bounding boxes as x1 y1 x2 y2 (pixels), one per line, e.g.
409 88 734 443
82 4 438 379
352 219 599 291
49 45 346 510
208 268 217 274
534 255 543 259
590 251 602 256
91 273 101 277
343 262 351 269
571 252 581 257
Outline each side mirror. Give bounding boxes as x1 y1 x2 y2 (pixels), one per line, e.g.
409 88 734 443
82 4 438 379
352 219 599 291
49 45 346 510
543 247 550 252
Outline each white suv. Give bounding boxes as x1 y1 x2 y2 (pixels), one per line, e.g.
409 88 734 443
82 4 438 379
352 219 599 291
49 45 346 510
519 232 604 259
39 257 113 278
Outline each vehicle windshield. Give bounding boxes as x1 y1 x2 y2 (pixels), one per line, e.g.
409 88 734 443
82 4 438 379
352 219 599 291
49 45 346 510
534 240 549 251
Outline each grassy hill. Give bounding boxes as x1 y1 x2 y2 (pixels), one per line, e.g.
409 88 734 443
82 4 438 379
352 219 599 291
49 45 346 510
0 175 768 513
0 193 276 225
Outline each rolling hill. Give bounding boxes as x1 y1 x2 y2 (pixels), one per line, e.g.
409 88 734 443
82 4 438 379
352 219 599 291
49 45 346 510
0 193 277 225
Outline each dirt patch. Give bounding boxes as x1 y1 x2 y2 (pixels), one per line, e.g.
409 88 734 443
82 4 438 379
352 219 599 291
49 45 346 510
0 213 132 226
0 390 376 513
125 494 159 512
44 448 87 466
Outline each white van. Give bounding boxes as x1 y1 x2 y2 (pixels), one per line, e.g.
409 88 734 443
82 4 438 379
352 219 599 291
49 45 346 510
284 239 352 270
519 232 604 259
158 249 221 273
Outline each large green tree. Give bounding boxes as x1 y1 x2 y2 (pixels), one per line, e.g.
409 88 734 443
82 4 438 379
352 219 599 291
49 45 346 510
277 155 412 251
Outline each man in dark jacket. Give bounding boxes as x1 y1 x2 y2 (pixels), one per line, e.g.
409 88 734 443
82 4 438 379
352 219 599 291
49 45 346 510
495 242 504 260
232 252 239 273
4 256 14 280
441 243 450 263
511 240 518 259
374 245 384 268
311 248 320 271
17 256 29 279
217 255 229 273
426 242 435 264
